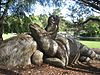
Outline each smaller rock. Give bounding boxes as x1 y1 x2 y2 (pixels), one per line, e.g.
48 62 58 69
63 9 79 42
31 50 43 66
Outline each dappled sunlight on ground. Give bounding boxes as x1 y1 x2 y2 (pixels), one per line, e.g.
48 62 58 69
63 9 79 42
3 33 17 40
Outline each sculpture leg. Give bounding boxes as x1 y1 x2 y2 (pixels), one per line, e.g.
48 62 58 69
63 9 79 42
44 58 66 67
31 50 43 66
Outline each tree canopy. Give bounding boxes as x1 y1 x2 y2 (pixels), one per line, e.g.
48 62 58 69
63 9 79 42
0 0 100 42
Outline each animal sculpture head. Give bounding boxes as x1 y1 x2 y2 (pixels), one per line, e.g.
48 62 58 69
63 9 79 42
48 15 60 26
29 23 47 39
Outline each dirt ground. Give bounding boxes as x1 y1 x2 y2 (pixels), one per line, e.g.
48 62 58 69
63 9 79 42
0 48 100 75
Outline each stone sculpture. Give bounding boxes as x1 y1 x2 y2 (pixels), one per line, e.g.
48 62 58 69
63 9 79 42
30 23 100 67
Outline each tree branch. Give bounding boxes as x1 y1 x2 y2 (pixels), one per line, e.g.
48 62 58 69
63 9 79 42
81 0 100 11
81 17 100 25
0 0 11 20
0 0 12 41
0 3 7 5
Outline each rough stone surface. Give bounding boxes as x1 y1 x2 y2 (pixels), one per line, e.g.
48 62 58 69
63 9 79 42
0 50 99 75
30 24 100 68
30 23 68 67
31 50 43 66
45 15 60 39
0 33 37 68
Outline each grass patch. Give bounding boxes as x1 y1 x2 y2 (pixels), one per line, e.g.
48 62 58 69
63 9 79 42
80 40 100 48
3 33 100 48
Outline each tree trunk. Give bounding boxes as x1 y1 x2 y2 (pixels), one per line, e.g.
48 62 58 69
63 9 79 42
0 1 3 44
0 0 11 45
0 20 3 44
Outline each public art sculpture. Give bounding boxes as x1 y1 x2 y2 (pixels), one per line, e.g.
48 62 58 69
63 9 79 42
30 23 69 67
0 15 99 69
29 22 100 67
44 15 100 66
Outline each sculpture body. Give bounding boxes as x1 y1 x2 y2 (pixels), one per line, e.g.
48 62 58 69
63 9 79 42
30 24 100 67
30 24 69 67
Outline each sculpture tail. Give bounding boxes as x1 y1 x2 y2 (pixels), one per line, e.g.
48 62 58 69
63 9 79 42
95 54 100 60
80 45 100 61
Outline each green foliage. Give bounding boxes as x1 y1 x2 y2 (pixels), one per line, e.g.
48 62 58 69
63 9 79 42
85 22 100 37
31 14 48 28
4 14 48 33
1 0 100 36
4 14 31 33
80 16 100 37
59 18 72 32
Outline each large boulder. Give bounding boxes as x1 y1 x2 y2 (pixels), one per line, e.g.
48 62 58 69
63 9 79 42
0 34 37 68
